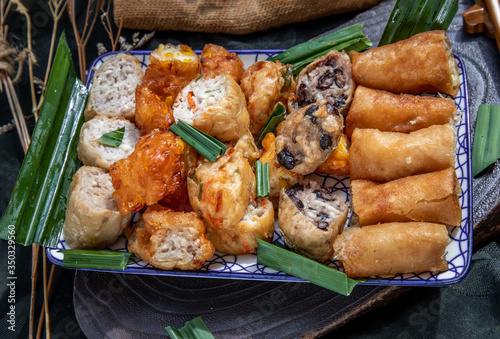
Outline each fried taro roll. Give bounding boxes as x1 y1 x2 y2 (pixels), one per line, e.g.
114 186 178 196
351 167 462 227
200 43 244 84
350 31 460 96
345 86 458 139
334 222 449 278
126 205 215 270
288 50 355 116
275 100 344 175
240 60 293 135
173 73 250 142
278 180 348 262
349 124 456 182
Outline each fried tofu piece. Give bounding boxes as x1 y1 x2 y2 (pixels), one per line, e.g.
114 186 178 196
126 205 215 270
201 43 244 84
110 129 190 215
240 60 293 136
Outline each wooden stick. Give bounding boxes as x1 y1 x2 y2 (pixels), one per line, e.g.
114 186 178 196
485 0 500 53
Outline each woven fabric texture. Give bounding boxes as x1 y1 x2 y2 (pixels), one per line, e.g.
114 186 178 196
114 0 383 34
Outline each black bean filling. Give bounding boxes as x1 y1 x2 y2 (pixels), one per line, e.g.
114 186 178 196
315 189 335 202
332 96 346 109
304 105 319 124
277 148 296 170
296 83 314 108
319 132 332 150
318 70 335 90
334 68 345 88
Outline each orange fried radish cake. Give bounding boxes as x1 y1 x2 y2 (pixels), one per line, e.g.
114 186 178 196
63 166 131 249
187 149 256 231
78 116 140 171
240 60 293 136
134 84 175 134
126 205 215 270
110 129 191 215
259 132 303 208
135 44 199 133
141 43 199 99
200 43 244 84
288 50 355 116
278 180 348 262
172 73 250 142
209 197 275 255
85 53 144 122
275 100 344 175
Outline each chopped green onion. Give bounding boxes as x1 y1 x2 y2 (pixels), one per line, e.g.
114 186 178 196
59 249 131 270
165 316 215 339
170 120 226 162
472 104 500 177
257 102 286 148
99 127 125 147
256 239 365 296
0 33 88 248
378 0 458 46
256 161 270 198
269 23 372 72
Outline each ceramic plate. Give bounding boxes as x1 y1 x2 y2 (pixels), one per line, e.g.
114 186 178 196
47 50 472 286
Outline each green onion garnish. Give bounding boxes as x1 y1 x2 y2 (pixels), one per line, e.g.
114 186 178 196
170 120 226 162
99 127 125 147
59 249 131 270
165 316 215 339
0 33 88 248
269 23 372 73
472 104 500 177
256 160 270 198
257 102 286 148
256 239 365 296
378 0 458 46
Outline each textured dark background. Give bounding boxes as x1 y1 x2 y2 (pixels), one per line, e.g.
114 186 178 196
1 0 499 338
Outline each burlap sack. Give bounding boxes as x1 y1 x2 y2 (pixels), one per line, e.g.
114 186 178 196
114 0 383 35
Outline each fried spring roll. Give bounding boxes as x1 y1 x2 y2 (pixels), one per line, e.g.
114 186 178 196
333 222 449 278
345 86 458 138
351 167 462 227
349 124 456 182
350 30 460 96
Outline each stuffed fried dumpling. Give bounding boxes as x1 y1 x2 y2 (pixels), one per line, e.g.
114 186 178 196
275 100 344 175
278 180 348 262
173 74 250 142
288 50 355 116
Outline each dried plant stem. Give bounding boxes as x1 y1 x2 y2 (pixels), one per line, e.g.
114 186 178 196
1 75 30 151
44 0 67 88
42 252 50 338
14 1 38 120
100 0 122 52
30 244 40 339
36 264 55 339
68 0 102 80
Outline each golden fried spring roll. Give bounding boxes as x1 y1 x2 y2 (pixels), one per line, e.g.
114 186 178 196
351 167 462 226
349 124 456 182
333 222 449 278
345 86 458 139
350 30 460 96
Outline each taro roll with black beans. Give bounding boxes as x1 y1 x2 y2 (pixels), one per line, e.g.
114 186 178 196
288 50 355 116
278 180 348 262
275 100 344 175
